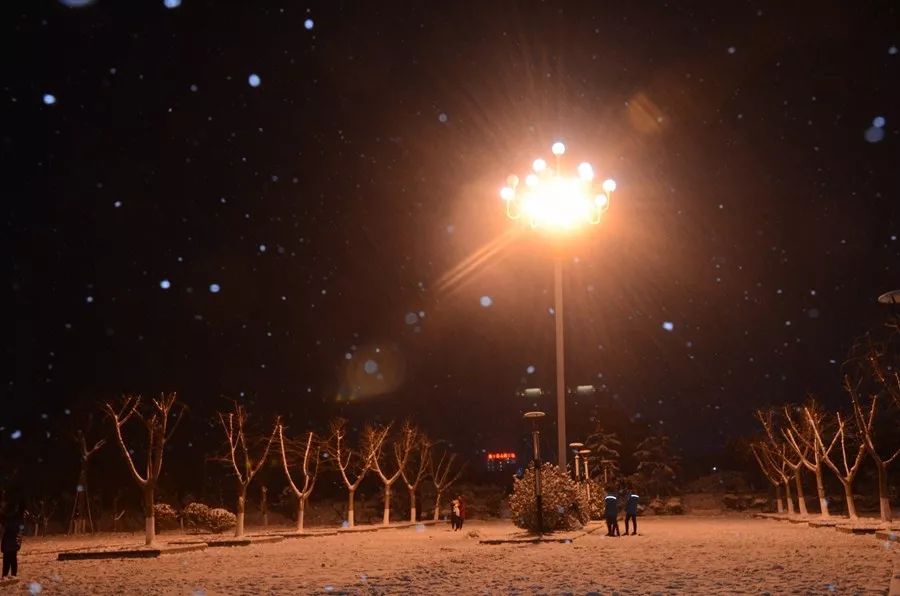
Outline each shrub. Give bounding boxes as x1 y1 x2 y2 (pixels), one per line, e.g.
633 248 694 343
153 503 179 530
509 463 590 532
181 502 237 533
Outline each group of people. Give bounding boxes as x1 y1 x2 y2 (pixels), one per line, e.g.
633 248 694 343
449 495 466 531
603 489 640 537
1 502 25 579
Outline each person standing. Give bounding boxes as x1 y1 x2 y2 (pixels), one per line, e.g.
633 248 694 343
624 491 639 535
603 490 620 537
456 495 466 531
450 497 460 531
2 502 25 578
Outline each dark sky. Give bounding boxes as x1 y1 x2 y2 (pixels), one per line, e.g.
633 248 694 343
5 0 899 487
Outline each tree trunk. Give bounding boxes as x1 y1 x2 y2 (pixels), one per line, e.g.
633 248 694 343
875 461 892 523
433 490 443 521
261 486 268 527
235 487 246 537
143 486 156 545
409 487 417 523
775 484 784 514
842 481 858 520
784 477 795 515
296 497 306 532
814 466 829 517
383 484 391 525
347 488 356 528
794 470 808 516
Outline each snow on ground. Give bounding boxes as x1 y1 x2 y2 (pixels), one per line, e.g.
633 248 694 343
10 515 898 594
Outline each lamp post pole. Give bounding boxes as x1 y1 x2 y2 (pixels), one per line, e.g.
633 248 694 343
524 411 546 534
580 449 592 505
554 256 567 469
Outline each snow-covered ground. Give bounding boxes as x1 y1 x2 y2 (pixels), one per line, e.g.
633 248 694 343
9 515 898 594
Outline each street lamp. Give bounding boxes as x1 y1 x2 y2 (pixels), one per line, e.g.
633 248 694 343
579 449 593 505
569 442 584 481
502 142 615 469
524 411 546 534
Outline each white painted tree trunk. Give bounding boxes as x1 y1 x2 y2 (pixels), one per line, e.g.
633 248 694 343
296 497 306 532
235 490 246 537
383 485 391 525
876 463 893 522
784 479 795 515
409 488 417 523
775 484 784 514
347 489 355 527
794 471 808 516
814 466 829 517
433 491 443 521
842 482 858 520
143 488 156 545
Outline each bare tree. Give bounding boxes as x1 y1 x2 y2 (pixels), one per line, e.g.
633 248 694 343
278 424 320 532
103 393 184 545
756 408 808 515
430 449 465 521
782 400 837 517
68 418 106 534
750 441 786 513
845 374 900 522
327 418 372 528
807 409 867 520
369 421 415 525
217 402 279 537
400 430 431 523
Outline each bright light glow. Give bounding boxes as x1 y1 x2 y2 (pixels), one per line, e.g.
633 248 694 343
602 178 617 193
506 174 519 187
577 162 594 180
520 176 594 231
500 187 515 201
532 158 547 172
525 174 539 187
595 194 609 209
551 142 566 156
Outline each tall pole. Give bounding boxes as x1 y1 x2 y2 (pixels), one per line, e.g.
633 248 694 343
554 256 567 469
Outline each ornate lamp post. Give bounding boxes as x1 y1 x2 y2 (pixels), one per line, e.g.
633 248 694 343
502 143 616 469
579 449 593 505
524 411 546 534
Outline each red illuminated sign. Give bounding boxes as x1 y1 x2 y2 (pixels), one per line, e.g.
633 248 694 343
487 452 517 461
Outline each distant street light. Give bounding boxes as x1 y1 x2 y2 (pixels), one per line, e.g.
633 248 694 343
579 449 593 504
569 442 584 481
502 142 615 469
524 411 546 534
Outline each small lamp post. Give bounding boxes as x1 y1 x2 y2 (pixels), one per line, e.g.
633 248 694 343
579 449 592 505
524 411 546 534
569 442 584 481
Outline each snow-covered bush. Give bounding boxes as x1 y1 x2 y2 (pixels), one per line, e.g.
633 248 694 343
206 508 237 533
153 503 179 530
509 463 590 532
181 502 236 533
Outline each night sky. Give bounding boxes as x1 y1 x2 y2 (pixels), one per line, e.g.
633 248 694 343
5 1 900 491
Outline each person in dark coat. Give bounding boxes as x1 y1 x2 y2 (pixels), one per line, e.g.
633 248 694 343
456 496 466 531
1 502 25 578
624 491 639 535
450 498 460 530
603 490 620 537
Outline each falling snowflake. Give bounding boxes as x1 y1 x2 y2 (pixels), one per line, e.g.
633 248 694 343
10 430 22 440
160 279 171 290
208 283 221 293
163 0 181 8
438 113 448 123
304 18 314 30
248 73 261 88
480 296 493 307
526 365 536 374
873 116 886 128
42 94 56 105
662 321 674 331
865 126 885 143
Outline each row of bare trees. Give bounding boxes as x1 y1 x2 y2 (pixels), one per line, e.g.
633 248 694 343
96 393 465 545
751 341 900 522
